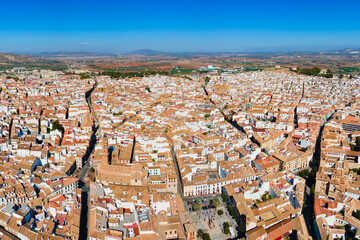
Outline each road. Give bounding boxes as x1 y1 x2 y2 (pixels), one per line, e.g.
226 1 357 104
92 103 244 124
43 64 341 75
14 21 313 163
170 147 184 197
79 82 102 240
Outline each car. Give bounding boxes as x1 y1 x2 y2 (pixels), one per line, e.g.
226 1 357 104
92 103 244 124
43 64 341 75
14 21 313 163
190 201 193 205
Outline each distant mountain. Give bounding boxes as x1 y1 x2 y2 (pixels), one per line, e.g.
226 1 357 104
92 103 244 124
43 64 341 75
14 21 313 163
0 52 42 63
33 51 117 58
126 49 167 56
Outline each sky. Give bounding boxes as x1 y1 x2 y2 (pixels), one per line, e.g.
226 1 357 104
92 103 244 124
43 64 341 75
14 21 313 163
1 0 360 53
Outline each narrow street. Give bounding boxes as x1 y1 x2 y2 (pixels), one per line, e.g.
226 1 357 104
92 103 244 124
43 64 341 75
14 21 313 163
170 147 184 197
79 82 101 240
302 114 333 238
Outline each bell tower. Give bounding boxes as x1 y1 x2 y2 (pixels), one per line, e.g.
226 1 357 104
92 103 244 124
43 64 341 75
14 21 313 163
101 138 109 165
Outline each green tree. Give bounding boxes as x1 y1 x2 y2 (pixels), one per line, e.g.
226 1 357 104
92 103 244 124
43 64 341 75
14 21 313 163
203 233 211 240
217 209 224 215
212 197 220 208
223 222 230 234
205 76 210 84
197 229 204 238
261 194 268 201
221 192 228 202
351 144 356 151
227 205 236 218
193 200 203 211
298 169 310 179
90 167 95 173
311 67 321 75
238 225 245 234
51 120 64 132
79 73 91 79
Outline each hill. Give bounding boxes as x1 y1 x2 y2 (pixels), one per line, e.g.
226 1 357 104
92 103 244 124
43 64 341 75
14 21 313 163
33 51 117 58
0 52 67 71
0 53 41 63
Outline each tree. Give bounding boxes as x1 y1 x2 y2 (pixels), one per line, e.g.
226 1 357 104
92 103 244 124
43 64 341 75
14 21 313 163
218 209 224 215
204 113 210 118
90 167 95 173
238 225 245 235
223 222 230 234
197 229 204 238
300 147 307 152
339 74 344 79
193 200 203 211
203 233 211 240
212 197 220 208
227 205 236 218
351 144 356 151
322 69 334 78
205 76 210 84
221 192 228 202
261 193 269 201
295 66 321 76
51 120 64 132
298 169 310 179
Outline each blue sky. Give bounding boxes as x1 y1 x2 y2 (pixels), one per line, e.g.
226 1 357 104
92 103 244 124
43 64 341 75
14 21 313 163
1 0 360 53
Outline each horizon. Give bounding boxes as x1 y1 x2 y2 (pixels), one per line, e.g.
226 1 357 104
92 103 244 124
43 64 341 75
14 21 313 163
5 46 360 56
1 0 360 53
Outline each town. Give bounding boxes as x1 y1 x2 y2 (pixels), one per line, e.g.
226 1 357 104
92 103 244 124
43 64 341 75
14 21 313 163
0 66 357 240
